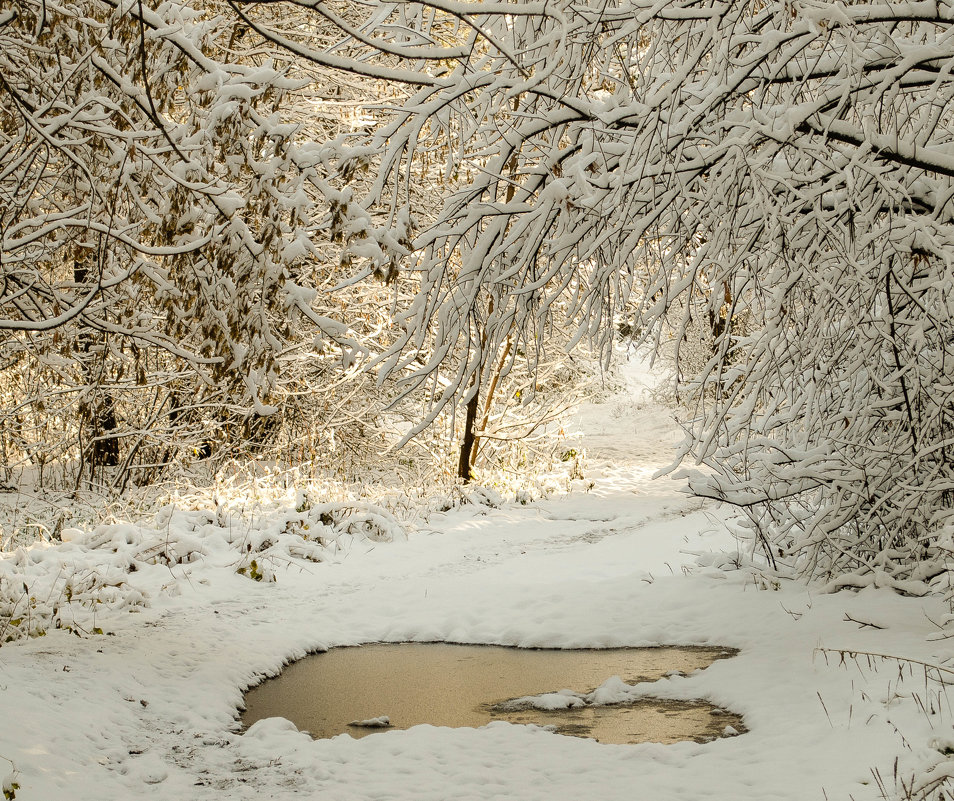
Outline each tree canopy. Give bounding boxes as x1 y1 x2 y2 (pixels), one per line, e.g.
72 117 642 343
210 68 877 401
295 0 954 587
3 0 954 586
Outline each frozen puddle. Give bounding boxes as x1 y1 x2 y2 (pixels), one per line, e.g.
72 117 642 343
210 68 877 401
241 643 744 745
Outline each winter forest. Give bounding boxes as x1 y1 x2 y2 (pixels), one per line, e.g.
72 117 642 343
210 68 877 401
2 1 954 800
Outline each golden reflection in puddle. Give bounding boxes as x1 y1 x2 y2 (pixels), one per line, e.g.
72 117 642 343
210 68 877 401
241 643 743 745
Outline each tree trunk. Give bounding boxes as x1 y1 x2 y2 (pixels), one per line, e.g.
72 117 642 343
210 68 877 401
457 384 480 482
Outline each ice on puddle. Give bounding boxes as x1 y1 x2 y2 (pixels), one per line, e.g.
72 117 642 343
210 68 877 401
586 676 635 705
498 690 585 711
348 716 392 728
499 676 638 711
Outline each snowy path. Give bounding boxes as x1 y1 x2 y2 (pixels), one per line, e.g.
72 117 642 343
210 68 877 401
2 361 952 800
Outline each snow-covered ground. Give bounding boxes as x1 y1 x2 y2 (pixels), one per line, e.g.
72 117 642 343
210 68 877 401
2 354 953 800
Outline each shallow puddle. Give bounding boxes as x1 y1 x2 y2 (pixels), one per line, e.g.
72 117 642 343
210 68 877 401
242 643 745 743
241 643 743 745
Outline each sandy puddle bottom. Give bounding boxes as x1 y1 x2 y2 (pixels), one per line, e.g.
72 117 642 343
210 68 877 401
241 643 743 745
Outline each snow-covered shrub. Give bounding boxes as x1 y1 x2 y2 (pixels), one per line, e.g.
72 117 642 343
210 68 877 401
0 0 422 493
1 757 18 801
0 493 406 645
